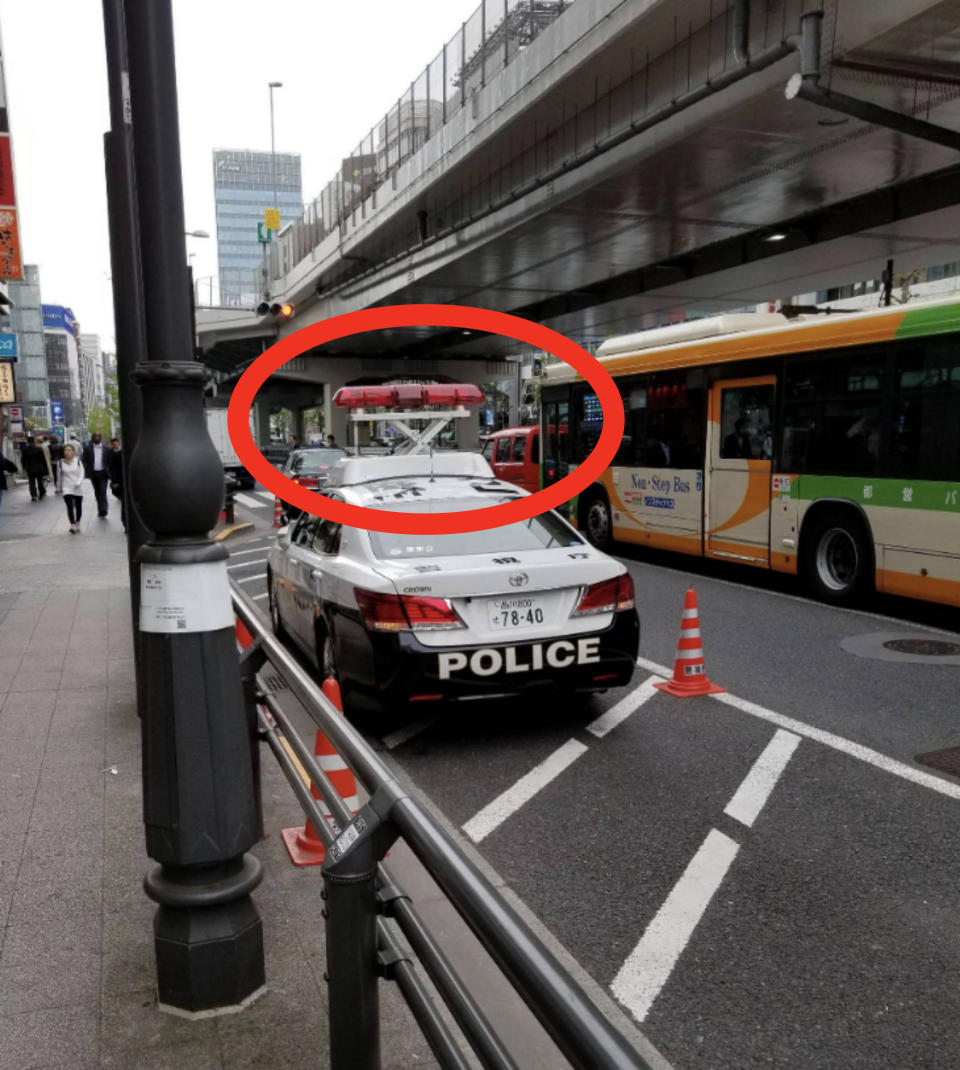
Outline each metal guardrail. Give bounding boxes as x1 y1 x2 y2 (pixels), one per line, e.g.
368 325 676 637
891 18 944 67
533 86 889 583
232 582 655 1070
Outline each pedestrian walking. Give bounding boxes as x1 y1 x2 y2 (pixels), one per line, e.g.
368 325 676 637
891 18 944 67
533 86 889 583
81 432 111 518
60 443 86 533
47 435 64 493
21 435 49 501
0 451 18 518
108 437 125 531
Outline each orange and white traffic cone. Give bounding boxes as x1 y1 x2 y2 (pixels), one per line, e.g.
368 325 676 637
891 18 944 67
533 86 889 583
234 616 255 655
654 588 725 698
281 677 360 867
272 498 285 528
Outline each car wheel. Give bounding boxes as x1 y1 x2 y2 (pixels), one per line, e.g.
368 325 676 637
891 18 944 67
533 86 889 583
584 494 612 550
803 512 872 603
268 573 286 638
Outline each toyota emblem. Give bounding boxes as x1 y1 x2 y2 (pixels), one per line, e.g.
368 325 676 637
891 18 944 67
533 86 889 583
508 572 529 588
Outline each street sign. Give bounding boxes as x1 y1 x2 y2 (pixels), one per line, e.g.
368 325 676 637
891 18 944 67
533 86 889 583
264 208 280 230
0 331 17 358
0 359 14 403
51 399 64 423
257 222 274 244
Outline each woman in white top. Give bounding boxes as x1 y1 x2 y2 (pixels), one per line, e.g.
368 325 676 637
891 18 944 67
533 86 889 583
60 443 86 534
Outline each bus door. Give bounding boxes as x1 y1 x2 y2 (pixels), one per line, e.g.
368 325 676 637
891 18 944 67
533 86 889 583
705 376 776 565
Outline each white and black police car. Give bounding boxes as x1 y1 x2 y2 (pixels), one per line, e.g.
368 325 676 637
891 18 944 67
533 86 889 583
266 450 639 721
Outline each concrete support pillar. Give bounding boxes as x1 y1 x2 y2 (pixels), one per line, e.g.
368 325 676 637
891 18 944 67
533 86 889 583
323 382 349 449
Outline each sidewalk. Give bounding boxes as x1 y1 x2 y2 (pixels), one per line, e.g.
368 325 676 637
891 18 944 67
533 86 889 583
0 481 430 1069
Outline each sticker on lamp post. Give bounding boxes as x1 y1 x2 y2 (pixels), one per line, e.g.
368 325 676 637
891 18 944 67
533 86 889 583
140 561 234 634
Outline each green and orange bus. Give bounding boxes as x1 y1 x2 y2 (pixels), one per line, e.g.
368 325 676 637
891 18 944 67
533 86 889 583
540 298 960 607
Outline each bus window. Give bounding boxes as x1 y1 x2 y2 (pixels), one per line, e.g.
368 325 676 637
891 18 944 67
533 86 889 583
891 341 960 480
784 349 885 474
719 386 774 461
617 378 704 468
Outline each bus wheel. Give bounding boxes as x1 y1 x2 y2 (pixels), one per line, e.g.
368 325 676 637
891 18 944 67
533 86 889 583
803 513 871 603
583 494 612 550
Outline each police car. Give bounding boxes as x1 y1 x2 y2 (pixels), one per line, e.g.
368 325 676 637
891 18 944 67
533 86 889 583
266 449 639 722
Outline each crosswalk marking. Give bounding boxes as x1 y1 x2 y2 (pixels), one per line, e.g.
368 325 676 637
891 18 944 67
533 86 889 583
235 492 269 509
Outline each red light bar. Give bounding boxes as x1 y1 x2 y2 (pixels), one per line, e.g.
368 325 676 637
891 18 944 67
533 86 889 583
333 383 485 408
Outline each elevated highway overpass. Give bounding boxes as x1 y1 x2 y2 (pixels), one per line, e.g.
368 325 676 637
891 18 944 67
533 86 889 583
198 0 960 437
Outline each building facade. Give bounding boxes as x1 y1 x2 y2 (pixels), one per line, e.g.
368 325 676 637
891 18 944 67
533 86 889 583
79 332 105 413
42 305 82 429
7 265 48 424
213 148 302 308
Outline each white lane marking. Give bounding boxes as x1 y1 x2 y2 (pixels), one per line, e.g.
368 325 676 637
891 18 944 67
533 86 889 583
237 573 267 584
713 690 960 803
235 492 269 509
637 654 960 803
462 739 588 843
252 593 268 601
253 491 276 503
382 718 437 750
229 546 272 557
723 729 801 828
227 559 266 570
636 655 675 676
611 828 739 1024
586 675 660 738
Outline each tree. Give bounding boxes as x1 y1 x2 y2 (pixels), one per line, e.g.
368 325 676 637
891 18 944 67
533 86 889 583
85 374 123 438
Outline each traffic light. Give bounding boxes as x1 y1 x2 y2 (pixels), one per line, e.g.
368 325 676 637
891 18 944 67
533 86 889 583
256 301 295 320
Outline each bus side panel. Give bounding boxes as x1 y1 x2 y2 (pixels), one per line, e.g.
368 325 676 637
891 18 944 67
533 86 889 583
602 467 703 555
770 473 800 574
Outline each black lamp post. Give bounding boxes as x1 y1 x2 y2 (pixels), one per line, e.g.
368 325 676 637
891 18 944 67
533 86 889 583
105 0 265 1014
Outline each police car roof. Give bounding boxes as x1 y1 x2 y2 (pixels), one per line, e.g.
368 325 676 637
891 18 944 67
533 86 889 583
341 474 523 508
326 451 493 487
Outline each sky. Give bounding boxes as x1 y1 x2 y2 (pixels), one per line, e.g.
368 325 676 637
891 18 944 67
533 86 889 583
0 0 480 349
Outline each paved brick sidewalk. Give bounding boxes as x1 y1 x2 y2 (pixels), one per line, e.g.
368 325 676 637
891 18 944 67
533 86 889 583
0 480 430 1069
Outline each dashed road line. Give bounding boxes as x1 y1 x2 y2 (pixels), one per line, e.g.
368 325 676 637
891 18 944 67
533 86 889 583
252 593 268 600
229 546 272 556
237 573 267 584
586 675 660 738
235 492 269 509
462 739 588 843
227 559 266 570
611 829 740 1024
723 729 801 828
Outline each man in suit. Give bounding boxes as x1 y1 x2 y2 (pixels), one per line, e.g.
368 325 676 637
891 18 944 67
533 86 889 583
82 432 111 518
21 436 49 501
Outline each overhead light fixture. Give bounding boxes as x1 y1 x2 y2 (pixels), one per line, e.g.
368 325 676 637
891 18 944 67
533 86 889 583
764 232 789 242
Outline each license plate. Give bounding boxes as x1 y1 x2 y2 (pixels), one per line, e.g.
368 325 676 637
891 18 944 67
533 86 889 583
488 596 547 630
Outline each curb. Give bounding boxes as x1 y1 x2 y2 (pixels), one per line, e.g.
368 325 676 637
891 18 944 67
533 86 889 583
214 522 255 542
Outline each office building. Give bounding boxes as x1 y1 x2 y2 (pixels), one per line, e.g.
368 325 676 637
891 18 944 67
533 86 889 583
42 304 82 428
79 332 106 411
213 148 302 308
6 265 48 423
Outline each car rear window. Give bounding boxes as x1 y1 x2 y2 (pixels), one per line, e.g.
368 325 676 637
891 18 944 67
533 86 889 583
368 498 582 559
290 449 348 475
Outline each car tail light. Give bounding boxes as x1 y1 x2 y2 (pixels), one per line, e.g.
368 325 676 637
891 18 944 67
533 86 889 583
572 573 635 616
297 476 319 488
354 588 465 632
